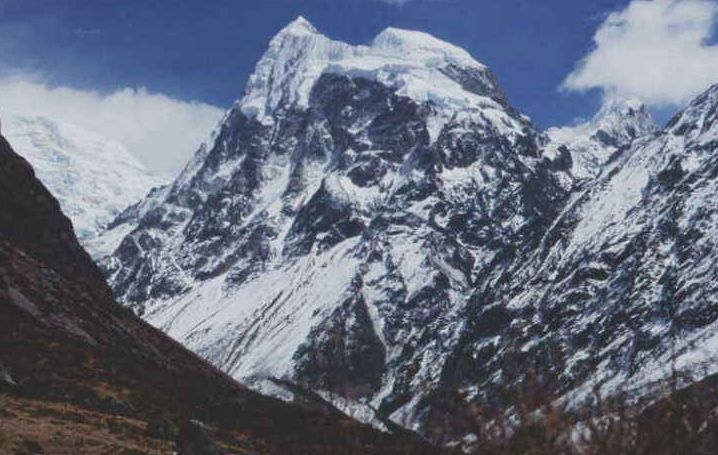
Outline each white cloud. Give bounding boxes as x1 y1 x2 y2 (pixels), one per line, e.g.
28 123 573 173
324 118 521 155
563 0 718 108
0 76 224 175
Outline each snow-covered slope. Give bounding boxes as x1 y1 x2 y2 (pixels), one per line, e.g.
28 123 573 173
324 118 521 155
449 83 718 411
2 114 164 254
100 17 718 441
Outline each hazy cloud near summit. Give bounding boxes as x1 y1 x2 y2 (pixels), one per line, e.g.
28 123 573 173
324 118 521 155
564 0 718 108
0 77 224 175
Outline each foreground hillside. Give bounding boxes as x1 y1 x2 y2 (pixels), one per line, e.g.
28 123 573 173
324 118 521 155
0 132 436 454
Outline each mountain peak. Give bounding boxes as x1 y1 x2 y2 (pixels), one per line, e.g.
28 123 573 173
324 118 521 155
545 96 657 179
241 20 503 123
276 16 320 37
593 96 651 125
548 97 656 146
590 96 657 140
373 27 455 50
372 27 484 69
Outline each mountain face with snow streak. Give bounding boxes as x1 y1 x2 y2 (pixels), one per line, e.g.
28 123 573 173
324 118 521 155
100 17 718 439
2 114 164 255
506 85 718 403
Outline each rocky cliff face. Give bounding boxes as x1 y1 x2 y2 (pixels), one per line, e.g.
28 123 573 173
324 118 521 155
100 17 718 439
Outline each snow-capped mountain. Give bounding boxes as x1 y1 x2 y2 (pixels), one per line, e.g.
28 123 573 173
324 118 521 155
100 17 718 440
102 18 557 425
544 97 657 180
1 114 164 255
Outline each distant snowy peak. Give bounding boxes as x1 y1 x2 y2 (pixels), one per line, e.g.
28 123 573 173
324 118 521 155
240 16 509 129
590 97 657 143
545 97 658 179
2 114 165 249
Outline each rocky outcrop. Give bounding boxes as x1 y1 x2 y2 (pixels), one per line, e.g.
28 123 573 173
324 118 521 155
176 420 220 455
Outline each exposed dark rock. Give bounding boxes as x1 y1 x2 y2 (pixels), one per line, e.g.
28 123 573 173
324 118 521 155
145 416 179 440
19 439 44 455
176 420 220 455
294 292 387 396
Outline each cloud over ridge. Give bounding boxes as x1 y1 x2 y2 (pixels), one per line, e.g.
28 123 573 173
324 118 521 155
0 77 224 174
563 0 718 108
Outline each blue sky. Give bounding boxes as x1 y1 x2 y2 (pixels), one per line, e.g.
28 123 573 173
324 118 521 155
2 0 718 172
0 0 628 126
